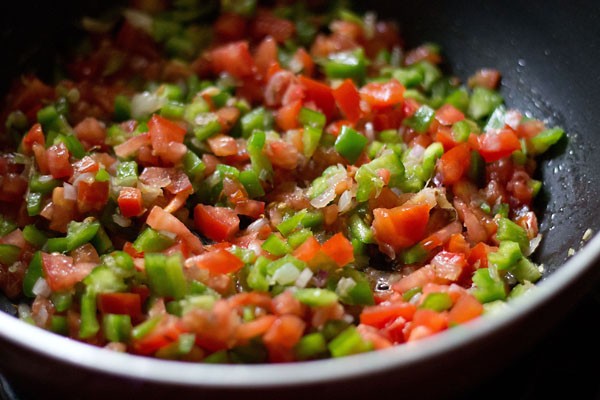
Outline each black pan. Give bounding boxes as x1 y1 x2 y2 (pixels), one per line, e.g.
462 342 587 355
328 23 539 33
1 0 599 399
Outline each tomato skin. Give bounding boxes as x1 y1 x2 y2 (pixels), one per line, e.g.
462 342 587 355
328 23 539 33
194 204 240 242
333 79 361 123
372 203 431 252
477 129 521 163
47 143 73 179
118 187 144 218
360 79 404 109
148 114 186 155
298 75 336 119
321 233 354 267
193 248 244 275
254 36 279 79
210 41 255 79
437 142 471 185
98 292 142 320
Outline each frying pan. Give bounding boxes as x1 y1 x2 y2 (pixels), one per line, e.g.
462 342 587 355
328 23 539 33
1 0 600 398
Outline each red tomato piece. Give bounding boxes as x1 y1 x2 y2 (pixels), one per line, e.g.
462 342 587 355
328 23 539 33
114 133 151 159
291 48 315 76
262 315 305 349
207 134 238 157
251 10 295 43
193 248 244 275
132 315 184 356
41 253 93 292
194 204 240 242
372 203 431 252
234 200 265 219
448 294 484 325
21 123 45 155
321 233 354 267
437 142 471 185
333 79 361 123
214 12 247 42
118 187 144 218
435 104 465 126
74 117 106 149
254 36 279 78
47 143 73 179
98 292 142 320
77 180 109 213
275 99 302 131
148 114 186 154
360 79 404 109
147 206 204 254
477 129 521 163
360 302 417 328
210 41 255 79
292 236 321 263
468 68 501 89
298 75 336 119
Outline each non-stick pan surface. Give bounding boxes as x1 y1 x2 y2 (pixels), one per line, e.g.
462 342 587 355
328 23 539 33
0 1 599 399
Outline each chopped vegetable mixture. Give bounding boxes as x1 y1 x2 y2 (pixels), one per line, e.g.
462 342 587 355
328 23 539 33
0 0 564 363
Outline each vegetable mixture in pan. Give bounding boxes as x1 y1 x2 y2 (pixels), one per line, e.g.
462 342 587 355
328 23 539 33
0 0 564 363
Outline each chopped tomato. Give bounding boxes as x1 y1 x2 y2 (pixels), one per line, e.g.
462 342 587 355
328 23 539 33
404 45 442 66
21 123 45 154
41 253 94 292
207 134 238 157
468 68 501 89
194 204 240 242
193 248 244 275
298 75 336 119
292 236 321 263
98 292 142 320
372 203 431 252
132 315 184 355
77 180 109 213
118 187 144 218
446 233 470 255
254 36 279 78
435 104 465 126
146 206 204 253
73 156 100 174
47 143 73 179
360 79 404 109
234 200 265 219
272 291 305 317
430 251 467 282
448 294 483 325
148 114 186 157
321 233 354 267
266 140 299 170
468 242 494 269
275 99 302 131
74 117 106 149
333 79 361 123
360 302 417 328
235 315 277 343
477 129 521 163
437 142 471 185
291 48 315 76
210 41 255 79
262 315 305 349
114 133 151 159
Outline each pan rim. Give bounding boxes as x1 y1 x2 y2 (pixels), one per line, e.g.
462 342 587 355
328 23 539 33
0 232 598 388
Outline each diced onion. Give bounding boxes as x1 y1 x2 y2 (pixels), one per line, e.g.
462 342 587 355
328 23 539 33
338 189 354 214
32 278 51 298
247 218 269 233
17 303 31 320
113 214 132 227
526 234 543 256
131 92 166 119
63 182 77 200
295 268 314 288
336 277 356 298
271 263 300 285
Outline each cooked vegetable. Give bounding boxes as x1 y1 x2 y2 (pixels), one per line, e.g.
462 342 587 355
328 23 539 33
0 0 563 363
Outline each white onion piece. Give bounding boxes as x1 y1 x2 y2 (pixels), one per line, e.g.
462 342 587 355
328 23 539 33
526 234 543 256
123 9 153 34
32 278 51 298
113 214 132 228
310 186 337 209
404 144 425 168
336 277 356 298
138 182 163 204
159 230 178 240
504 110 522 130
63 182 77 200
338 190 354 214
295 268 314 289
271 263 300 286
247 217 269 233
73 172 95 188
131 92 166 119
17 303 31 320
